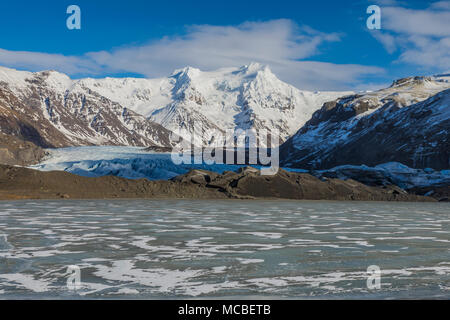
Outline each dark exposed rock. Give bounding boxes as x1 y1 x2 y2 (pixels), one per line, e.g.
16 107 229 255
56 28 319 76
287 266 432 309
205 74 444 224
171 167 432 201
0 133 47 166
314 168 395 187
407 185 450 202
144 145 174 153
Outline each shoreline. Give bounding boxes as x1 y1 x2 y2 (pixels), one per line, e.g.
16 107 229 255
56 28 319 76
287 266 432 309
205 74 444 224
2 198 449 205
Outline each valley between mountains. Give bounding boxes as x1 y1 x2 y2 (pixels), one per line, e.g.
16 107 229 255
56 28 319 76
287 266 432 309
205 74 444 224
0 64 449 201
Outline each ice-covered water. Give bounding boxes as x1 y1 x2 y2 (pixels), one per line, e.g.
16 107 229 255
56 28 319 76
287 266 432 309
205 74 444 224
0 200 449 299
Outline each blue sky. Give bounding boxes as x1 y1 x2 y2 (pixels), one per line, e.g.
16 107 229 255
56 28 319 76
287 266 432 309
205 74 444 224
0 0 449 90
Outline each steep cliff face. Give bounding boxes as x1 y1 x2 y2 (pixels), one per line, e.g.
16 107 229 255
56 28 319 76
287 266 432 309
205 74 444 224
280 76 450 170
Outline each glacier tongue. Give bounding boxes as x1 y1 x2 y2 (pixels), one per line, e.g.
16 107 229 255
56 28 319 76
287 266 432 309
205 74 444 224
30 146 249 180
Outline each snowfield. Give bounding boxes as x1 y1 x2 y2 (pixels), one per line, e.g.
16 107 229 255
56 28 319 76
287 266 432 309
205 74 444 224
78 63 351 142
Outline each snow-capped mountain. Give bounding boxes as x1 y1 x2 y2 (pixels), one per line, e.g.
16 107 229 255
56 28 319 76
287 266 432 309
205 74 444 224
0 64 348 149
77 63 350 146
280 75 450 170
0 67 174 148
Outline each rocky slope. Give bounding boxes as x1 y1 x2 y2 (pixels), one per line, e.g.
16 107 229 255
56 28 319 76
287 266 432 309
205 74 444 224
280 76 450 170
0 67 176 150
0 133 47 166
0 164 433 202
308 162 450 201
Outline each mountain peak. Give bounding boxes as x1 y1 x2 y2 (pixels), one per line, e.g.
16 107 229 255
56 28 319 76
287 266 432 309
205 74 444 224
170 66 201 79
239 62 271 75
0 66 33 87
390 76 431 88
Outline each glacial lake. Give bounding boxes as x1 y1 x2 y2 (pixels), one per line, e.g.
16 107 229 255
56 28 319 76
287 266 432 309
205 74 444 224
0 200 449 299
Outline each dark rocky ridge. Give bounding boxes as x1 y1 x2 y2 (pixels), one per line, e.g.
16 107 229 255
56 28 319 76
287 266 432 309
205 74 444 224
0 165 433 202
307 164 450 202
408 185 450 202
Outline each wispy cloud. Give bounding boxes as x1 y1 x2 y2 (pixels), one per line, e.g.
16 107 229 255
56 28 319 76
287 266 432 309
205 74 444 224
0 48 100 75
371 1 450 71
383 5 450 37
371 31 397 54
0 19 382 90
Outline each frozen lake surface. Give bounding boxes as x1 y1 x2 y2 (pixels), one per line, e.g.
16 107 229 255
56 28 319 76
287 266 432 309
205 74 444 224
0 200 449 299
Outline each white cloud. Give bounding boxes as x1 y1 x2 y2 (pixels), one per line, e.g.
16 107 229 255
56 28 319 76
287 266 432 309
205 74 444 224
382 5 450 37
268 60 382 91
371 31 397 53
0 49 100 75
372 1 450 71
430 1 450 10
399 35 450 69
0 19 382 90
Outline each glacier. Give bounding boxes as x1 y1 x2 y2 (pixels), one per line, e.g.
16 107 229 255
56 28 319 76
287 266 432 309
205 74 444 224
29 146 449 190
29 146 253 180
